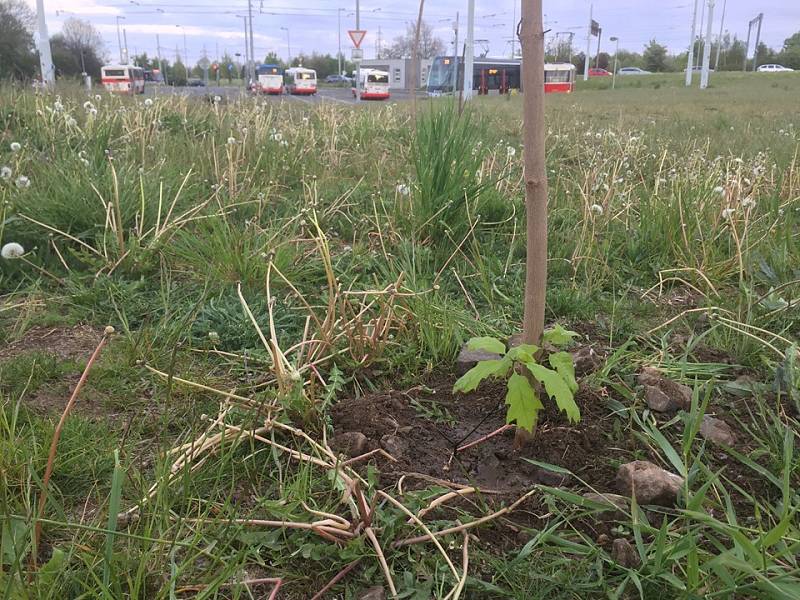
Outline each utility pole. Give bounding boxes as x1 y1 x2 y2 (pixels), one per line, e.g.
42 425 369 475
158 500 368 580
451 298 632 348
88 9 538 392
584 4 592 81
35 0 54 84
247 0 256 82
700 0 714 89
239 16 249 81
116 16 126 63
595 27 602 68
510 0 516 58
376 26 381 58
156 34 168 85
714 0 727 70
752 13 763 71
685 0 698 86
355 0 361 102
464 0 475 99
696 0 705 69
123 28 130 64
743 17 752 71
453 13 459 90
337 8 343 74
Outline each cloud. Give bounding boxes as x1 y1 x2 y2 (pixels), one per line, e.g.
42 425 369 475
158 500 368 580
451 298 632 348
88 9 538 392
27 0 121 16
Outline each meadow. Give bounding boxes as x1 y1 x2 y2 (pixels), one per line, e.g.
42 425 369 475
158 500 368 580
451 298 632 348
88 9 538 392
0 72 799 598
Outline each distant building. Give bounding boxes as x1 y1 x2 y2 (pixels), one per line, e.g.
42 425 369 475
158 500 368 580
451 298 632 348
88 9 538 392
358 58 432 90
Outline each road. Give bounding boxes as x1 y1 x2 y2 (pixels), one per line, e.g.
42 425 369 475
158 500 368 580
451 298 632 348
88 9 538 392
148 84 413 105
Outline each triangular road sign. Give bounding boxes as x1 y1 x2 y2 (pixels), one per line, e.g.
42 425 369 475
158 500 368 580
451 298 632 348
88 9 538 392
348 30 367 48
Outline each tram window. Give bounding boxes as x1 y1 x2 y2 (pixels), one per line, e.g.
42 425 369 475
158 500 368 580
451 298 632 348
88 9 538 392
545 70 571 83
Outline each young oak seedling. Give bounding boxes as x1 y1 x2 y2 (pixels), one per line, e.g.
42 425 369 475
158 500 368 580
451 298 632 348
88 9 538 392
453 325 581 432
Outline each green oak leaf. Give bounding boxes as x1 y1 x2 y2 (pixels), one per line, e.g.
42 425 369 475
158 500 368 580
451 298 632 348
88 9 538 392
526 362 581 423
466 336 506 355
542 324 579 347
453 356 512 393
506 344 539 363
549 351 578 393
505 373 543 432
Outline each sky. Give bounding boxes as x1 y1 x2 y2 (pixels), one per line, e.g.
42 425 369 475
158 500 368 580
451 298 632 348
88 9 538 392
28 0 800 67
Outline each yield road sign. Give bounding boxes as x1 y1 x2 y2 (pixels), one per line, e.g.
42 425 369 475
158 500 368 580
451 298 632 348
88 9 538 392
348 30 367 48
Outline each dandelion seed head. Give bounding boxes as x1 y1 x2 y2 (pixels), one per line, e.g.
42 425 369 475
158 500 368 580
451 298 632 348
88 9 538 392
15 175 30 188
506 146 516 158
1 242 24 258
396 183 410 196
0 166 11 180
721 207 735 219
10 142 21 152
590 204 604 216
713 186 724 195
741 197 755 209
227 136 236 145
144 98 153 107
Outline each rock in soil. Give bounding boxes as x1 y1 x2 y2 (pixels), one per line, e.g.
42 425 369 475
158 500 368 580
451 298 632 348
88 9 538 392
637 367 692 411
572 346 602 376
612 538 640 568
380 434 406 457
455 345 503 375
358 586 385 600
700 416 735 446
643 385 681 413
616 460 684 506
331 431 368 457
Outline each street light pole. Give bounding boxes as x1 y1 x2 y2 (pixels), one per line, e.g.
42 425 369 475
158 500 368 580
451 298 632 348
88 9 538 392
610 36 619 89
700 0 715 89
116 16 126 63
247 0 256 82
464 0 475 100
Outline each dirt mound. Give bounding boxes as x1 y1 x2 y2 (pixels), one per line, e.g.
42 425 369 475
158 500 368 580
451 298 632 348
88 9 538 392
332 375 633 494
0 325 105 362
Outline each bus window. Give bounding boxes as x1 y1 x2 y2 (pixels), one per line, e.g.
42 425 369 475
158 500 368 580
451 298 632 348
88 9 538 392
368 73 388 83
104 69 126 77
545 70 571 83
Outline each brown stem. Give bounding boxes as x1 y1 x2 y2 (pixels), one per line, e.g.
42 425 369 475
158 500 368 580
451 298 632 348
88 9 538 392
456 424 513 453
32 327 113 568
310 558 363 600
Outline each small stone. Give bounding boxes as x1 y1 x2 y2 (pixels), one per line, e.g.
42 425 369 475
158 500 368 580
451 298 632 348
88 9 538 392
572 346 601 376
534 468 570 487
612 538 640 568
637 367 692 411
597 533 610 545
700 416 735 446
455 344 503 376
359 586 386 600
644 385 680 413
332 432 368 457
380 434 406 457
616 460 684 506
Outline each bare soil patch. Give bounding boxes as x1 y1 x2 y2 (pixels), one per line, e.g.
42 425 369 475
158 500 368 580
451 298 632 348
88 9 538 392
0 325 104 362
332 374 633 495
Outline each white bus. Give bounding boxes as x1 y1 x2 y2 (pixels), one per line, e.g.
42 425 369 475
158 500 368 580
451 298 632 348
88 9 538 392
353 68 390 100
101 65 146 95
285 67 317 95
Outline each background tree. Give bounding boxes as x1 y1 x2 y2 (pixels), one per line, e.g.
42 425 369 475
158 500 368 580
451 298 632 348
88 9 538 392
754 41 777 68
642 39 669 72
778 31 800 69
384 20 443 59
262 52 284 67
0 0 38 80
220 52 236 83
50 18 105 79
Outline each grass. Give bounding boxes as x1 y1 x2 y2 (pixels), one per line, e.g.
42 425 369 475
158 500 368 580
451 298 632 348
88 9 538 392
0 73 798 598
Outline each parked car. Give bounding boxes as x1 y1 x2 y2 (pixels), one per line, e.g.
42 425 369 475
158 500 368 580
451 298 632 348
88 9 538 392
324 74 351 84
690 65 714 71
617 67 652 75
757 64 794 73
186 78 206 87
588 67 611 77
